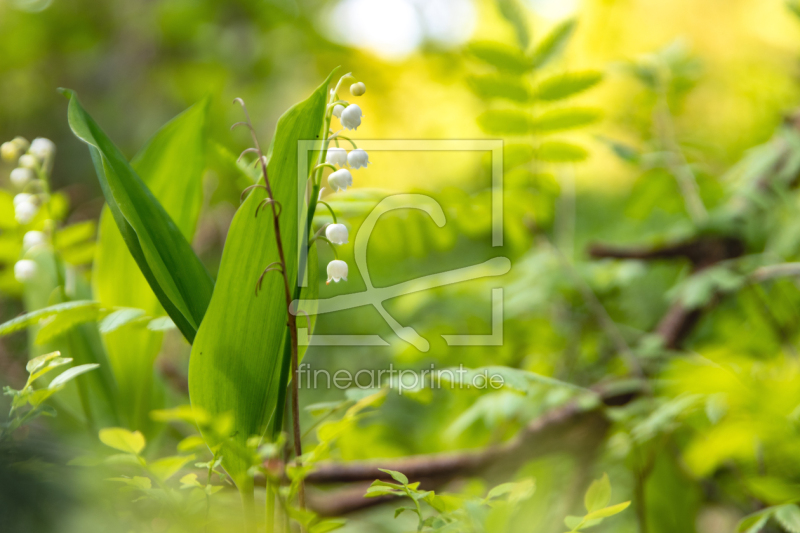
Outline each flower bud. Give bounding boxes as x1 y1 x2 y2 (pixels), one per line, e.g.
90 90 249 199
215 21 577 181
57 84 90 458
332 104 345 118
328 169 353 192
326 147 348 167
325 223 349 244
14 260 37 283
1 142 20 163
326 259 348 284
340 104 362 130
350 82 366 96
12 137 30 152
18 154 37 169
347 149 370 169
10 167 34 188
23 230 46 249
30 137 55 160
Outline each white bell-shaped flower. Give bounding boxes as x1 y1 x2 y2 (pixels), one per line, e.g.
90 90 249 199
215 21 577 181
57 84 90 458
14 259 37 282
325 223 349 244
340 104 362 130
19 154 37 169
15 201 38 224
23 231 46 249
347 149 370 169
332 104 345 118
10 167 34 188
326 259 348 284
328 169 353 192
326 147 347 167
13 193 34 207
350 82 366 96
30 137 55 160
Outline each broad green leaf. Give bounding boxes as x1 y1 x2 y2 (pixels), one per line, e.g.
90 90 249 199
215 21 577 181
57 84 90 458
535 71 603 101
776 505 800 533
505 143 536 169
88 98 210 431
98 308 146 334
63 89 213 344
48 364 100 389
531 19 576 69
477 110 534 135
189 71 334 488
537 141 588 162
532 108 601 132
468 74 531 103
0 300 99 337
99 427 146 455
467 42 532 73
108 476 152 491
584 473 611 512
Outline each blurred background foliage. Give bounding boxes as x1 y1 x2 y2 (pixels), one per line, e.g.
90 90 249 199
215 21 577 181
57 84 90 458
4 0 800 532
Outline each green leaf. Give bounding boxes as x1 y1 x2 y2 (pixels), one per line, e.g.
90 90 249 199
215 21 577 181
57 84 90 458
147 316 175 331
497 0 530 49
26 351 62 374
88 98 210 432
188 71 334 488
584 473 612 512
48 364 100 389
98 308 146 334
467 42 532 73
468 74 531 103
531 19 576 69
776 505 800 533
99 427 146 455
532 108 602 132
564 515 584 530
63 89 213 344
477 110 534 135
108 476 152 491
379 468 409 485
583 501 631 521
0 301 99 337
309 519 347 533
535 71 603 101
737 508 773 533
149 454 195 482
537 141 589 162
35 304 103 344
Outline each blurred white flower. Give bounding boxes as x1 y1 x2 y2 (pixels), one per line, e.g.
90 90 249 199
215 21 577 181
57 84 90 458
340 104 362 130
14 194 38 224
30 137 55 160
18 154 37 169
23 231 46 249
326 259 348 284
332 104 345 118
350 82 366 96
14 260 37 283
326 147 348 167
325 223 349 244
10 167 34 188
347 149 370 169
328 169 353 192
